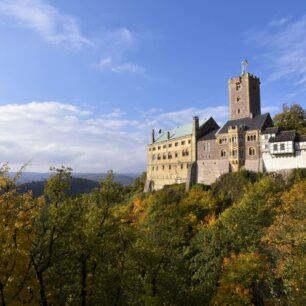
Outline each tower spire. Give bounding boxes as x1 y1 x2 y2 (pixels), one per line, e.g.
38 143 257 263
241 59 248 75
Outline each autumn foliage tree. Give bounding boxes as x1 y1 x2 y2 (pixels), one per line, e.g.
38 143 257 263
0 165 304 305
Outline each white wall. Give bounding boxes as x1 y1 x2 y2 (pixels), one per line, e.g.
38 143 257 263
263 149 306 172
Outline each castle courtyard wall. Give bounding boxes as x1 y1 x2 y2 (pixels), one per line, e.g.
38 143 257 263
262 150 306 172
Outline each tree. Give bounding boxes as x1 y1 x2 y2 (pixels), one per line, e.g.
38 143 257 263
273 103 306 135
0 165 42 306
211 252 268 305
191 176 283 302
262 180 306 305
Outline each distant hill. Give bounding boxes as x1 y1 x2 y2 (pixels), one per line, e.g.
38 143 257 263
18 178 100 197
9 172 139 186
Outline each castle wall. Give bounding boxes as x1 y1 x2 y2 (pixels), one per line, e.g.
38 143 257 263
262 150 306 172
197 159 230 185
146 134 194 190
244 159 262 172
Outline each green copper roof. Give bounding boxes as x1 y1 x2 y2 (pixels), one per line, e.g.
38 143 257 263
153 118 207 143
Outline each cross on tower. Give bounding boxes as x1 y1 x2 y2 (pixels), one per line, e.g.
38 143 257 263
241 59 248 75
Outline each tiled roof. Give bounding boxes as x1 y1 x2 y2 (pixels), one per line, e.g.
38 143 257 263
261 126 279 134
153 118 207 143
297 134 306 142
218 113 271 134
269 130 296 143
199 128 219 140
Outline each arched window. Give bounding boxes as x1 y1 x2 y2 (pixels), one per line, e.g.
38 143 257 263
221 149 227 157
249 147 255 156
157 154 161 160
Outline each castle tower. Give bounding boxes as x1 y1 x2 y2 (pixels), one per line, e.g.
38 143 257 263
228 61 261 120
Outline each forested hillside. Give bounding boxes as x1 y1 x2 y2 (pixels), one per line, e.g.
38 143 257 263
17 177 100 197
0 165 305 305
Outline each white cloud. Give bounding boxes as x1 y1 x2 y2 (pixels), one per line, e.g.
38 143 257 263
0 102 145 172
97 57 146 75
0 102 229 173
252 15 306 88
0 1 150 74
268 17 290 27
0 0 91 47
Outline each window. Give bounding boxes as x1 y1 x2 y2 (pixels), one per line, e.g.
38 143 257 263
158 146 161 150
175 142 178 146
236 82 241 91
188 139 191 144
153 147 156 151
149 148 151 151
156 166 158 171
265 135 269 140
273 144 278 151
180 164 183 169
168 143 172 148
157 154 161 160
221 149 227 157
237 109 241 114
265 144 269 149
152 154 156 161
219 137 227 144
152 166 154 171
232 149 237 157
163 153 166 160
185 150 189 156
280 143 285 151
231 136 237 143
175 151 178 158
169 165 171 170
249 147 255 156
247 134 256 141
204 142 210 152
168 152 172 159
237 96 241 102
163 145 166 149
181 141 185 145
162 165 164 170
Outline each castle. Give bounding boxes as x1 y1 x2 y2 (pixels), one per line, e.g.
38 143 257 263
144 64 306 192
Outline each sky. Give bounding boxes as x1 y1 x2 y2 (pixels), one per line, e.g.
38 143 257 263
0 0 306 173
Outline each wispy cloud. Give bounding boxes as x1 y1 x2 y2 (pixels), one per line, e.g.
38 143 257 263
0 0 92 47
0 102 229 172
0 1 149 74
0 101 145 172
98 57 145 75
252 15 306 88
268 17 290 27
138 105 229 130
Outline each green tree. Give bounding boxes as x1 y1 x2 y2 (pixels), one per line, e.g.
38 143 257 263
191 176 283 303
262 180 306 305
0 165 42 306
273 103 306 134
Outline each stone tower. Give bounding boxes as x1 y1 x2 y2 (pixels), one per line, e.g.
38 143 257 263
228 71 261 120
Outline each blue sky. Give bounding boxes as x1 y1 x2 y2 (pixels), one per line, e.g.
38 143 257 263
0 0 305 173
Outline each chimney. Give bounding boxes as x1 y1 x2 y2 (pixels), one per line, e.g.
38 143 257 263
151 129 155 143
167 131 170 139
192 116 199 134
191 116 199 162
